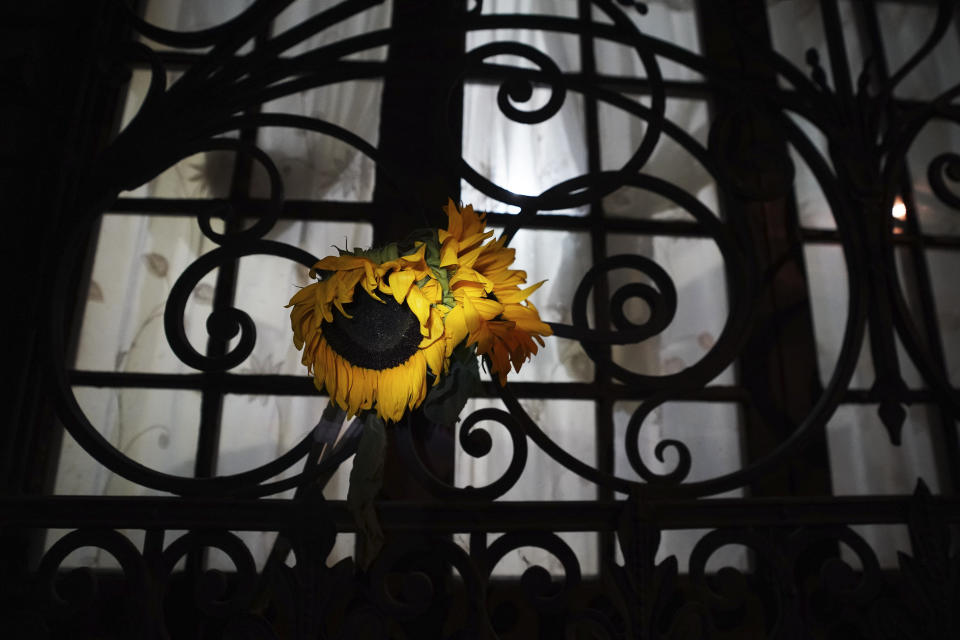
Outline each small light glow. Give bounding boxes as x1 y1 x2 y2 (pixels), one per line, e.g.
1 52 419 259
891 197 907 221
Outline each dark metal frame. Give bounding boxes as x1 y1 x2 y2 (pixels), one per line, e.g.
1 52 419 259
2 0 959 637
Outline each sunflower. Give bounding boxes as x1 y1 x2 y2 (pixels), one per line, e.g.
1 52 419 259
438 200 553 386
287 199 552 423
287 248 446 423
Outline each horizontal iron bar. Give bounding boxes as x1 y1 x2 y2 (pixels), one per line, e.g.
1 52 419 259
107 198 718 236
106 199 960 248
485 212 712 236
801 227 960 249
110 197 379 222
3 495 958 532
65 371 747 402
841 388 942 403
465 62 714 98
121 49 712 97
122 49 714 98
67 371 948 404
124 51 388 74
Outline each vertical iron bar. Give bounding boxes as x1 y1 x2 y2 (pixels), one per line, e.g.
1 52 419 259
187 29 271 582
896 181 960 493
373 2 465 243
193 28 271 480
696 0 833 502
579 0 615 578
373 1 465 500
819 0 855 102
369 5 466 636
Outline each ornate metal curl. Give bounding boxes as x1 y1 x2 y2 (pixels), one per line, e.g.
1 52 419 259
484 532 582 614
623 397 692 485
455 0 667 213
160 531 260 618
163 241 313 372
394 408 528 501
37 529 148 626
786 526 883 607
367 534 488 634
928 151 960 209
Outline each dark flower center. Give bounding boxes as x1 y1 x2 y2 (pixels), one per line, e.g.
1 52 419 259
322 289 422 370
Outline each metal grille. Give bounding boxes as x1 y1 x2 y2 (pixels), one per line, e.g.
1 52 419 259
2 0 959 637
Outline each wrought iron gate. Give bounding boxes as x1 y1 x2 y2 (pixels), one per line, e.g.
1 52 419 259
2 0 959 637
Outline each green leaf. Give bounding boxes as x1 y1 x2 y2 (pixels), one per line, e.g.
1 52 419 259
347 412 386 569
432 265 456 308
422 344 481 425
404 226 437 244
358 242 399 265
420 231 442 268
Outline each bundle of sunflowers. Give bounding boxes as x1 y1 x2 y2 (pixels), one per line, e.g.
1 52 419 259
287 199 552 425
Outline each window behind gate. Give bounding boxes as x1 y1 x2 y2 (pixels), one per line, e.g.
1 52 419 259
4 0 959 637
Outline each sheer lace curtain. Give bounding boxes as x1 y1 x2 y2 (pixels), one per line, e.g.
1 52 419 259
53 0 956 573
52 0 388 569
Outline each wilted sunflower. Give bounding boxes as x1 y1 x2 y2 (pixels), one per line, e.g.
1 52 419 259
287 199 552 423
287 246 446 423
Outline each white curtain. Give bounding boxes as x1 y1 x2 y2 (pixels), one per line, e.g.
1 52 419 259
53 0 956 575
52 0 387 570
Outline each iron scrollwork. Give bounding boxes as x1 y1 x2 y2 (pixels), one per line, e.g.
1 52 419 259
14 0 960 635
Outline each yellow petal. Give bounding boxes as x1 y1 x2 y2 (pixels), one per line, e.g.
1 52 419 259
461 292 481 334
443 304 469 350
503 301 553 335
475 243 515 274
418 307 446 348
347 366 366 417
380 366 407 422
469 323 495 353
495 280 545 304
388 269 416 304
450 267 493 292
319 299 334 325
400 242 427 264
444 198 463 239
408 352 428 409
405 285 432 335
461 203 486 238
323 346 338 406
423 339 445 379
360 278 383 302
336 355 351 410
459 229 495 255
360 372 375 411
489 343 511 386
419 278 442 304
287 282 316 307
471 297 504 320
457 244 483 269
490 269 527 288
450 277 488 296
439 239 460 268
